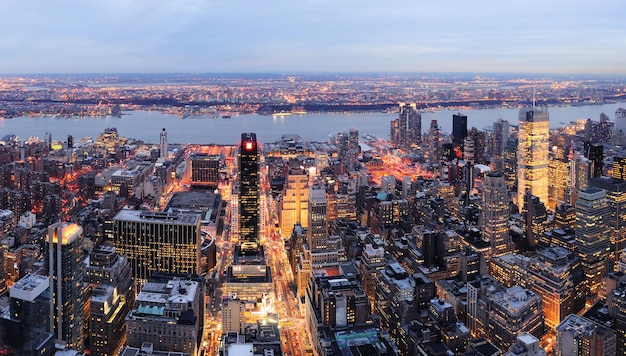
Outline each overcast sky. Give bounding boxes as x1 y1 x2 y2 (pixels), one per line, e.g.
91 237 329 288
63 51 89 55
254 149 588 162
1 0 624 74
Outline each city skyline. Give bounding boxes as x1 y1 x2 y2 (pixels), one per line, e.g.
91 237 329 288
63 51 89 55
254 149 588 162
1 0 625 74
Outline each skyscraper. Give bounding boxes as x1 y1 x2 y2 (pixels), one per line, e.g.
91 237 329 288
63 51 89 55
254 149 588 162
583 141 603 178
493 118 510 157
575 187 610 296
452 113 468 155
398 103 421 149
113 210 202 287
427 119 441 163
517 107 549 209
47 222 86 350
238 133 260 249
613 156 626 180
280 168 309 238
159 128 167 159
307 185 328 251
482 172 511 256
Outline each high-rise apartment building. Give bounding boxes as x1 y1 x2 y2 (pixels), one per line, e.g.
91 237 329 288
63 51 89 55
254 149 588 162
238 133 260 248
482 172 511 256
159 128 167 159
575 187 611 296
615 108 626 134
113 210 202 287
46 222 86 350
279 168 309 239
522 192 548 248
517 107 549 210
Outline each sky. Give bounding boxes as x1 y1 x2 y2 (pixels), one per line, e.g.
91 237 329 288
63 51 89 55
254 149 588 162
1 0 625 74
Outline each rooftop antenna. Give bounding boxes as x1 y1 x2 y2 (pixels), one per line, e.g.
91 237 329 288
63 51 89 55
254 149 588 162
532 85 536 110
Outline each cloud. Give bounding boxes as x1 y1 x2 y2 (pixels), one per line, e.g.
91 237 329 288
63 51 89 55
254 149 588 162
0 0 625 73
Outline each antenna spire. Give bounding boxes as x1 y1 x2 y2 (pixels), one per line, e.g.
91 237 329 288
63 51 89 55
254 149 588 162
532 86 536 109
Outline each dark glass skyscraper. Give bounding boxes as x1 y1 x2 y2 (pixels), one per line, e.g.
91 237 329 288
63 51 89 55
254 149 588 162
452 114 468 147
238 133 260 251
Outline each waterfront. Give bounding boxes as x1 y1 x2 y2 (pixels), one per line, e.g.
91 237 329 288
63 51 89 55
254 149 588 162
1 102 624 144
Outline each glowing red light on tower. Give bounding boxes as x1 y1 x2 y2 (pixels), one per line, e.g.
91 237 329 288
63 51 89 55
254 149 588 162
245 141 254 151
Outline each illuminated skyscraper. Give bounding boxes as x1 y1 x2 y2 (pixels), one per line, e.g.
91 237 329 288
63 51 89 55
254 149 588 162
113 210 202 287
482 172 512 256
159 128 167 159
307 185 328 251
517 107 549 210
280 168 309 238
238 133 260 248
46 222 86 350
452 113 468 155
397 103 421 150
575 187 610 296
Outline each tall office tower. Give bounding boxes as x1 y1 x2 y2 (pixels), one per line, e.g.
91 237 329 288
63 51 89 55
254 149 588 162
493 118 510 157
590 176 626 262
159 128 167 159
468 127 486 164
398 103 421 149
575 187 610 296
613 156 626 179
86 245 135 356
238 133 260 247
555 314 616 356
113 210 202 287
548 157 571 210
307 185 328 251
1 274 55 355
482 172 512 256
615 107 626 133
466 276 543 351
427 119 442 163
522 191 548 248
280 168 309 238
46 222 86 350
190 153 221 187
583 141 603 178
67 135 73 149
125 275 203 355
518 107 549 210
452 113 468 148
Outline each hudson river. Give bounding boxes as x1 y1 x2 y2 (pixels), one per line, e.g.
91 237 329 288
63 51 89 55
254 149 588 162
1 103 624 144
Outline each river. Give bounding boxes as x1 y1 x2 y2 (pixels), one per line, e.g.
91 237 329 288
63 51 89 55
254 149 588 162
0 103 623 144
